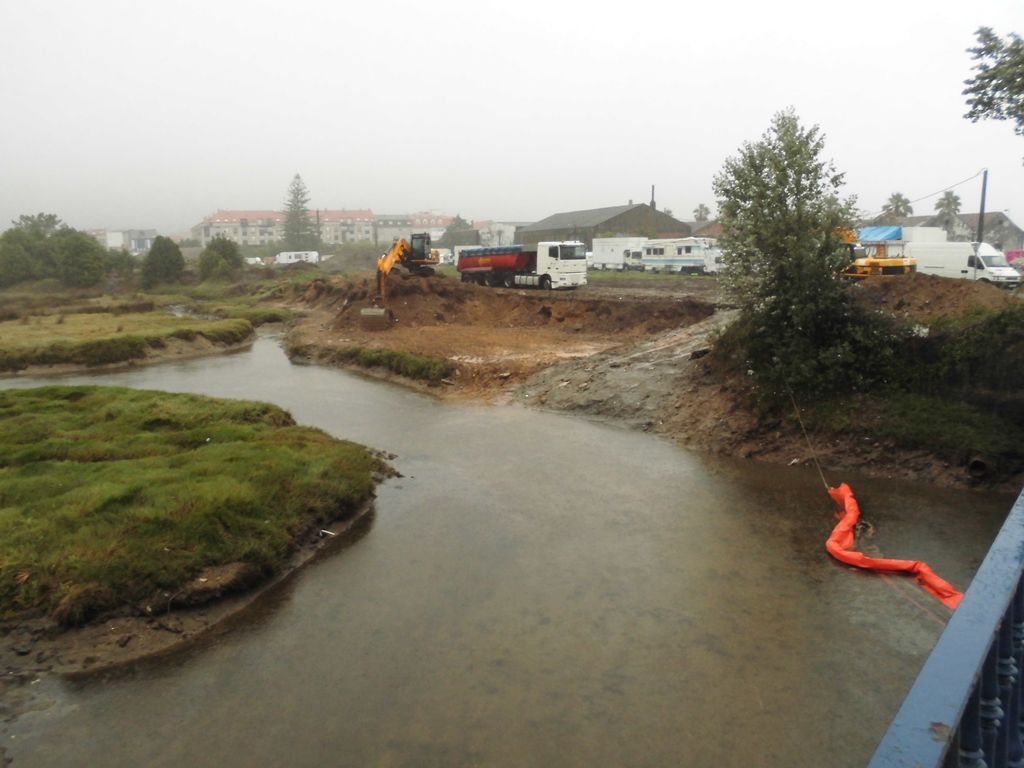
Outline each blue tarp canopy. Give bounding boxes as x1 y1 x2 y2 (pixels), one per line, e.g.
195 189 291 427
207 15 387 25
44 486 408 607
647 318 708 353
858 225 902 242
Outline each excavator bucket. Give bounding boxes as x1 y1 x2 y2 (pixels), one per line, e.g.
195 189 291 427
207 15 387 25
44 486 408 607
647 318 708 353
359 307 394 331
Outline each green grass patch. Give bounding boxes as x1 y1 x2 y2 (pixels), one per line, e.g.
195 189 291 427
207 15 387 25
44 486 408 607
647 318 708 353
585 269 714 283
803 392 1024 474
209 303 296 326
137 279 299 326
0 312 253 371
293 343 454 383
332 346 454 382
921 304 1024 393
0 386 381 625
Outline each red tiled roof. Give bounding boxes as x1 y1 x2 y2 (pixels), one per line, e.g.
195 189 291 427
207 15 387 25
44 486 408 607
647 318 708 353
202 209 375 224
319 210 374 221
409 212 453 226
205 210 285 223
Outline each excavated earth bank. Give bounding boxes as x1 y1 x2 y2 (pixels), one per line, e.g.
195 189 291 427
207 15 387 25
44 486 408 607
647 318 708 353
287 271 1022 491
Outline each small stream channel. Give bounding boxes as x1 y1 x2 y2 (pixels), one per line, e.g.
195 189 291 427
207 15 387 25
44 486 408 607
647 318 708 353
0 333 1013 767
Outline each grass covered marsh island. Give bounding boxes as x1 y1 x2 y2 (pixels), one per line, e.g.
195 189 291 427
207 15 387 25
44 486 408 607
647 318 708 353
0 309 253 373
0 386 384 627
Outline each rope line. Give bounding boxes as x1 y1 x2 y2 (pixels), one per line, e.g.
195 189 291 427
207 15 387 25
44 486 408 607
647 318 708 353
788 389 830 491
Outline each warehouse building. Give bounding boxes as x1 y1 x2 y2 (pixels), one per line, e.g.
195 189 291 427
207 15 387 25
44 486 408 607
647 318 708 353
515 203 690 249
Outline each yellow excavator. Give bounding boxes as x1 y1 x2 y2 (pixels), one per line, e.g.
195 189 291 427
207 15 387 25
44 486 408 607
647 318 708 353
838 227 917 279
359 233 439 329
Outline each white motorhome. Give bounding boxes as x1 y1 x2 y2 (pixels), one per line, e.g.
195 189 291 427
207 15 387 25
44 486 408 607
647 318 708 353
275 251 320 265
703 247 726 275
590 237 647 271
642 237 719 274
905 242 1020 288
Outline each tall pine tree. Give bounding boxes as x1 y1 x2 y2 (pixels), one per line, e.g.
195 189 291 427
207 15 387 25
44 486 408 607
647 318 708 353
282 174 317 251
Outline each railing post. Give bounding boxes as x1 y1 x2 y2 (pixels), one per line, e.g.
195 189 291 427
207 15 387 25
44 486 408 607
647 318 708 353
1011 580 1024 768
983 642 1005 761
997 606 1019 766
960 687 987 768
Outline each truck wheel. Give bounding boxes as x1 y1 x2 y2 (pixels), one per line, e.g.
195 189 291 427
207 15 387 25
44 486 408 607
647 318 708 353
503 274 515 288
541 276 552 290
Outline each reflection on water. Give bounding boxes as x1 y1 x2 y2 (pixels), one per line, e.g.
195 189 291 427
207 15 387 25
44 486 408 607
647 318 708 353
0 337 1012 767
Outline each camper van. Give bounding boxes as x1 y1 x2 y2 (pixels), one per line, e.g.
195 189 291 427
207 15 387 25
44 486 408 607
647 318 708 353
275 251 320 265
905 242 1020 288
642 238 709 274
590 237 647 271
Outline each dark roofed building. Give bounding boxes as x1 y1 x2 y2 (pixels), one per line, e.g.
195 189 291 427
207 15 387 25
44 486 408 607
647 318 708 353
896 211 1024 252
515 204 690 249
688 220 723 238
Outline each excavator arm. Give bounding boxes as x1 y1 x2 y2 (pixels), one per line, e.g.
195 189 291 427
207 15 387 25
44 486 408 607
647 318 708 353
361 233 437 330
375 239 412 307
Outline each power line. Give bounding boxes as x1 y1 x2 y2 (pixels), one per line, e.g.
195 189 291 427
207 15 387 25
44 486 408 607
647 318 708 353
862 168 986 219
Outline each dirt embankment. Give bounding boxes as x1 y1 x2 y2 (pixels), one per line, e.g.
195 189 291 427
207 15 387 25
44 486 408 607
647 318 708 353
287 273 715 394
848 272 1018 323
286 271 1022 491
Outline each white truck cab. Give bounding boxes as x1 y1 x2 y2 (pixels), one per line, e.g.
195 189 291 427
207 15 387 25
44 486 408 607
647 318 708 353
534 241 588 289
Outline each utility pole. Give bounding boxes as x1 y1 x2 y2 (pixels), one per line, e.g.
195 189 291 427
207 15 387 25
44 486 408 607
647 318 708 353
973 169 987 279
976 169 988 244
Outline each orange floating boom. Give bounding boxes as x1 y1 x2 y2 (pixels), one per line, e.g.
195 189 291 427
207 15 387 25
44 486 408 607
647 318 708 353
826 483 963 610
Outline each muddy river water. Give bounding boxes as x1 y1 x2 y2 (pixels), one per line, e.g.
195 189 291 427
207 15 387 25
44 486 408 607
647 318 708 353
0 334 1014 767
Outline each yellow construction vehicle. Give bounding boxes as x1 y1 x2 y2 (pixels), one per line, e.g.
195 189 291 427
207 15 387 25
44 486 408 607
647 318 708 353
839 227 917 279
359 233 439 329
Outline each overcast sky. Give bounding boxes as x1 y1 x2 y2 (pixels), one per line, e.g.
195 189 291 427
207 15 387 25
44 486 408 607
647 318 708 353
1 0 1021 235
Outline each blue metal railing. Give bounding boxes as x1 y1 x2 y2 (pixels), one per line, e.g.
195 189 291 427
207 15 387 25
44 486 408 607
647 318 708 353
869 486 1024 767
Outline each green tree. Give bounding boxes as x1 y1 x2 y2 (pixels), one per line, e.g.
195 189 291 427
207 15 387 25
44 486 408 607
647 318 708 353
11 213 64 238
0 229 38 287
934 190 961 218
3 215 61 278
282 174 317 251
963 27 1024 136
693 203 711 223
438 214 477 248
199 236 244 281
934 190 962 237
882 192 913 222
103 248 136 279
51 229 105 288
0 217 98 287
713 109 894 399
141 236 185 289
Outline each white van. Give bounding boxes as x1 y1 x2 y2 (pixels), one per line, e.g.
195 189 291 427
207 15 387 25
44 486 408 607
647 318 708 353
904 242 1020 288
